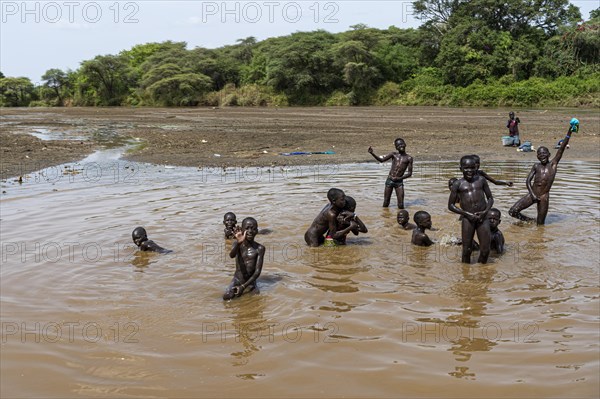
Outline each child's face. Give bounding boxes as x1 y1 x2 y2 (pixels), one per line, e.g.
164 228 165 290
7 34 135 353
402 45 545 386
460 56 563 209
333 194 346 209
537 148 550 164
223 215 237 229
395 140 406 152
397 212 408 225
132 228 147 246
460 158 477 180
420 216 432 229
242 220 258 242
488 212 501 229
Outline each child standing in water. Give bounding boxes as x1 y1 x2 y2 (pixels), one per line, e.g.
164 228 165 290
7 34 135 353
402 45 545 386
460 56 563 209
509 120 577 225
448 155 494 264
132 227 172 254
223 217 265 300
368 138 413 208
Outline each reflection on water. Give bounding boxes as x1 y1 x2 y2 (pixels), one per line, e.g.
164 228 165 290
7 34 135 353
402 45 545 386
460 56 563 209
224 294 268 368
1 158 599 398
448 266 497 379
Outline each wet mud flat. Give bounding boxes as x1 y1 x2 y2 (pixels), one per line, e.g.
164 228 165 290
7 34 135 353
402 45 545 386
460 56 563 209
1 106 598 180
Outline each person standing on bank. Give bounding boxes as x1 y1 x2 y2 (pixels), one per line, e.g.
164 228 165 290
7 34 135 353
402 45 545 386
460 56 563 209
507 111 521 146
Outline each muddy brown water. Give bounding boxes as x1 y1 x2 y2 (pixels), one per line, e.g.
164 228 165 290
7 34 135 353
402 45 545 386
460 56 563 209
1 152 598 398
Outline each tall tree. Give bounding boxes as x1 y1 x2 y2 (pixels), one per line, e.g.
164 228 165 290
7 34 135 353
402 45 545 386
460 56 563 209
41 68 69 105
78 55 133 105
0 77 36 106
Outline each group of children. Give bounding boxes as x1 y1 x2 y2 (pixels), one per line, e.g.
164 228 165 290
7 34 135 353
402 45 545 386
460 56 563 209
132 118 578 299
304 189 368 247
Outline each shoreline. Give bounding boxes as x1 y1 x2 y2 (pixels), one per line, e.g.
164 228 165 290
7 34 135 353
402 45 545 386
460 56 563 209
1 106 598 180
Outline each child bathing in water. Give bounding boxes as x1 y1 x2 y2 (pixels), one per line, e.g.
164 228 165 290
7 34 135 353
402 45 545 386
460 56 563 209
411 211 434 247
132 227 172 254
223 217 265 300
333 195 368 244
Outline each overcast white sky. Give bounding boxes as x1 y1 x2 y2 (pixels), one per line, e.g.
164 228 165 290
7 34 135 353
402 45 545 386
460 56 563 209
1 0 597 82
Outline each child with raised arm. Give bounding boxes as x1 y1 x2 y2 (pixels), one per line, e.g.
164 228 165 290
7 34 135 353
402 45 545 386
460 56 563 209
487 208 505 254
509 119 577 225
223 217 265 300
132 227 172 254
334 196 368 245
448 155 494 264
224 211 273 238
304 188 347 247
471 155 513 186
368 138 413 208
411 211 434 247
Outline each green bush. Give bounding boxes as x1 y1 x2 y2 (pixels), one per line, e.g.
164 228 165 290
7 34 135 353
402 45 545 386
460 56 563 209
325 91 352 106
204 84 289 107
396 73 600 107
373 82 401 105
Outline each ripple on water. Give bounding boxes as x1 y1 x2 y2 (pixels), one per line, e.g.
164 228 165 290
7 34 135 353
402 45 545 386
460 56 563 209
1 160 599 398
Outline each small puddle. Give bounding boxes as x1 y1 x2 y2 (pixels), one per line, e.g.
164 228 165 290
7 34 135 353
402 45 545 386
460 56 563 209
29 127 87 141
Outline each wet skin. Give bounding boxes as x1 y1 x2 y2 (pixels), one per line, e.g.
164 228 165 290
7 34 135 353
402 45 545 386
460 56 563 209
223 218 265 300
334 197 368 245
487 209 505 254
304 190 347 247
223 212 237 239
509 128 573 225
397 210 416 230
132 227 172 254
448 157 494 264
368 139 413 208
412 213 433 247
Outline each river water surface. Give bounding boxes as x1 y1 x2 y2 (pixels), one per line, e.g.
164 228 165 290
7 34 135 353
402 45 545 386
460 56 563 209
1 154 598 398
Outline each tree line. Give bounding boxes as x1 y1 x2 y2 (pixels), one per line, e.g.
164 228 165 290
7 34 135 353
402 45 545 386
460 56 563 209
1 1 598 107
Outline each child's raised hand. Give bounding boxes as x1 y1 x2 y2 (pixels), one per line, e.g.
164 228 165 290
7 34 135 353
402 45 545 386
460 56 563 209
368 146 374 154
233 226 246 243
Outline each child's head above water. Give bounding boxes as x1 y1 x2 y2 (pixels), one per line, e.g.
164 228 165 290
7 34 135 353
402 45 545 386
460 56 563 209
397 209 409 225
223 212 237 228
413 211 432 229
487 208 502 230
132 226 148 246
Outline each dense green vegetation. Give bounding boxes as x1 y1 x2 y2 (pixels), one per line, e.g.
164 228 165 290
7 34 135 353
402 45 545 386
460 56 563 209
2 1 598 107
